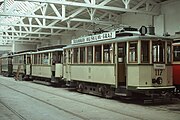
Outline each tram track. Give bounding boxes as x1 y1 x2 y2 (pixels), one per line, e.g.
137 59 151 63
1 81 179 120
0 99 27 120
22 82 180 115
0 82 144 120
0 83 90 120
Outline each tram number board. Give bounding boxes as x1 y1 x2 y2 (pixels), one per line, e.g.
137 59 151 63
71 31 116 44
154 64 165 69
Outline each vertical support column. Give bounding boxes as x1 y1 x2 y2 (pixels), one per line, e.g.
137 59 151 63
42 4 48 26
3 0 7 12
62 0 66 18
146 2 149 11
102 44 104 63
91 0 95 5
19 26 22 36
12 32 15 53
138 40 141 64
29 18 32 32
67 21 71 28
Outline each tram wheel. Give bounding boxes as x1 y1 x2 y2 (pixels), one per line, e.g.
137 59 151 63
100 86 114 98
77 83 84 92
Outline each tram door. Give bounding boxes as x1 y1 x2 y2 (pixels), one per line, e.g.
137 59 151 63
117 42 126 86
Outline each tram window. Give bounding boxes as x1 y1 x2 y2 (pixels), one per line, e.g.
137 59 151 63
52 51 62 64
141 41 149 63
80 47 85 63
27 55 31 64
13 56 17 63
87 46 93 63
37 54 41 64
68 50 72 63
95 45 102 63
152 41 165 63
59 52 63 63
118 43 125 63
73 48 78 63
167 43 171 63
33 54 38 64
129 42 138 62
173 46 180 61
42 53 49 64
63 51 67 64
19 56 23 63
103 44 111 63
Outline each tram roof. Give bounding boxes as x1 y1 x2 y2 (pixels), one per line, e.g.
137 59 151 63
64 32 173 49
0 52 14 58
31 48 63 54
11 52 32 57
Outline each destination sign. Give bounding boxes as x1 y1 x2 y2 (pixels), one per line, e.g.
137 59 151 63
71 31 116 44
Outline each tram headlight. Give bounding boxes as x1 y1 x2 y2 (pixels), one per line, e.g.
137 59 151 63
152 77 163 84
156 77 163 84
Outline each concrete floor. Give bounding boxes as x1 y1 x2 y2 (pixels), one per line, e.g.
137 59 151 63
0 76 180 120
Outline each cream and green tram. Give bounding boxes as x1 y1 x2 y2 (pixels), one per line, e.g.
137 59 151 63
31 48 64 85
63 30 175 98
12 52 32 80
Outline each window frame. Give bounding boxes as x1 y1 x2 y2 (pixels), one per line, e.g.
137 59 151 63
152 40 165 64
128 41 138 63
94 45 102 63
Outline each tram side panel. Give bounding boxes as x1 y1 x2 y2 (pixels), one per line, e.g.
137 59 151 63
69 64 116 85
32 65 52 78
127 65 173 89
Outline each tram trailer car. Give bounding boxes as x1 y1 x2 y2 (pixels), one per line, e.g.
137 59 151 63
31 48 64 85
63 27 175 98
0 54 13 77
172 40 180 95
12 52 32 80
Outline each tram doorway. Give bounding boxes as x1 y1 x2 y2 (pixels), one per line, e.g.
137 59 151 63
117 42 126 86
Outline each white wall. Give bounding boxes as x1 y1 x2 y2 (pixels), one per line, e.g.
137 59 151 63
160 0 180 35
121 13 153 28
14 43 37 52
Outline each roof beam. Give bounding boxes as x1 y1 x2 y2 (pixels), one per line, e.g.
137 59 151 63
0 35 50 39
5 39 41 42
15 0 159 15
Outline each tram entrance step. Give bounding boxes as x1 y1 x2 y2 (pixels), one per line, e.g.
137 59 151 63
115 86 130 96
33 80 51 86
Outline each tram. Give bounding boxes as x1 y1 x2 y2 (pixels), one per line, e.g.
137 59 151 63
172 38 180 95
31 45 65 85
12 51 32 80
63 27 175 98
0 54 13 77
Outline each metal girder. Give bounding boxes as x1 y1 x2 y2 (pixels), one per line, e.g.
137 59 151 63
0 30 68 35
1 39 41 42
19 0 159 15
0 35 51 39
0 0 162 44
0 23 92 31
